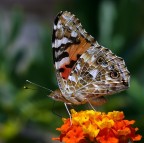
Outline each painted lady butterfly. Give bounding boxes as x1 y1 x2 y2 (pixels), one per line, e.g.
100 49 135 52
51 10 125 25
49 11 130 106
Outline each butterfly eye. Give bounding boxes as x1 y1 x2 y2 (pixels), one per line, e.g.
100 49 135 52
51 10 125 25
96 56 105 64
110 70 119 79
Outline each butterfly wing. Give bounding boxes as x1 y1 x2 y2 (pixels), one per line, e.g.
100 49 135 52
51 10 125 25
52 11 99 95
52 11 130 105
69 45 130 102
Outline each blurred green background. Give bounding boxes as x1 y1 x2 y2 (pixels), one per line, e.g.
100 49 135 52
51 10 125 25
0 0 144 142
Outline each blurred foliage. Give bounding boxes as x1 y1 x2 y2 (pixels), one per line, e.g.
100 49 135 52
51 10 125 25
0 0 144 143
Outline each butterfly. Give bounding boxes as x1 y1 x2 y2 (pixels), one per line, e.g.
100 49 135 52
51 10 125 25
49 11 130 106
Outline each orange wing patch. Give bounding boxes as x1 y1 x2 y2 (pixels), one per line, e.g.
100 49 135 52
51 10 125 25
59 36 91 79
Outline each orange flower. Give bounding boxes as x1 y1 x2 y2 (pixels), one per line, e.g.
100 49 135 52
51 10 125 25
52 110 142 143
53 118 85 143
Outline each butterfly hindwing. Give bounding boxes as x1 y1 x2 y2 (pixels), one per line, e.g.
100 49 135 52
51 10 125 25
69 45 130 98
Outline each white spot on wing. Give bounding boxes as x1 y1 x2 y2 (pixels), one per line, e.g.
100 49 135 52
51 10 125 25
55 57 69 69
55 39 62 48
69 75 77 83
55 37 70 48
89 69 98 79
90 55 96 62
62 37 69 45
71 31 77 37
76 64 81 70
54 24 57 30
57 22 62 29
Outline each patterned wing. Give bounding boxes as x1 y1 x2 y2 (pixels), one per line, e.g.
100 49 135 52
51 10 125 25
52 11 99 94
52 11 130 105
68 45 130 104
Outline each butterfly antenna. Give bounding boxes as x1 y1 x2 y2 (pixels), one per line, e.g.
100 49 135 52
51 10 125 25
24 86 35 90
25 80 53 93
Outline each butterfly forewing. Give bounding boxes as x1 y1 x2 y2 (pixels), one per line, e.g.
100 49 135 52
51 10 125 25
52 11 98 79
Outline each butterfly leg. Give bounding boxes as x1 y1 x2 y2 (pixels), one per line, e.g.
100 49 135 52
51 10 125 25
87 99 96 111
64 103 72 125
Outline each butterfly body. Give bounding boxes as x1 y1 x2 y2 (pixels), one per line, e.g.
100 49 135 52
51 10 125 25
50 11 130 105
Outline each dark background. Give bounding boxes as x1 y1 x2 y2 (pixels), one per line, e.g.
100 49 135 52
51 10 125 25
0 0 144 142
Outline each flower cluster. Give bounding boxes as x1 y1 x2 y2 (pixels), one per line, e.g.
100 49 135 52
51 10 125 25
52 109 142 143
